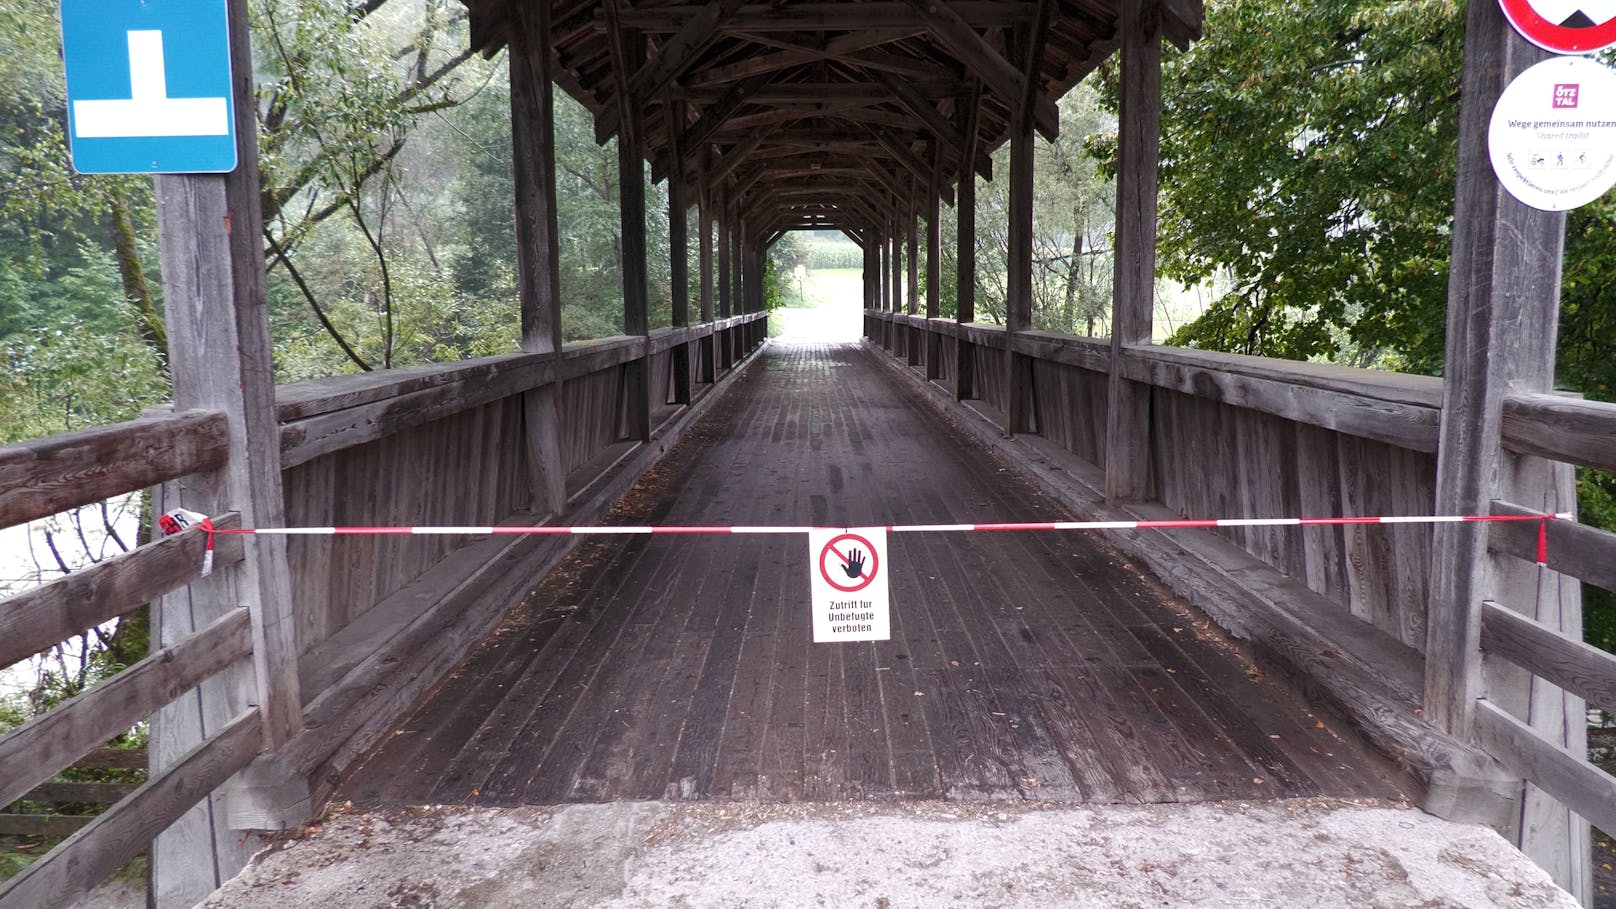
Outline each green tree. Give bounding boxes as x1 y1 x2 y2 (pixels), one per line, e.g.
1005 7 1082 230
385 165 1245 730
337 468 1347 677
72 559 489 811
1119 0 1465 370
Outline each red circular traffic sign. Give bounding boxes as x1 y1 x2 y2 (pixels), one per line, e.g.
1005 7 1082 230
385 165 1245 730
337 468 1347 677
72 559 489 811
818 532 879 593
1499 0 1616 53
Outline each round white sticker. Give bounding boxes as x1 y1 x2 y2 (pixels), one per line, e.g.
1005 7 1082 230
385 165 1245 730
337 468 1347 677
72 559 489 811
1488 56 1616 212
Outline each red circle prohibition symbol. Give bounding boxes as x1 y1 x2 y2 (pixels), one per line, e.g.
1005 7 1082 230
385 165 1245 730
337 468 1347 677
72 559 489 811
1499 0 1616 53
818 532 879 593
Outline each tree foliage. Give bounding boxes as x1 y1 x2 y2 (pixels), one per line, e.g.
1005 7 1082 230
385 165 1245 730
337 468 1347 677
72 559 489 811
1116 0 1465 371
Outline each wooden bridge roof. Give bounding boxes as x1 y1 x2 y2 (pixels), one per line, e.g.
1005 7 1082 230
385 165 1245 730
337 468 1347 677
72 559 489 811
466 0 1203 236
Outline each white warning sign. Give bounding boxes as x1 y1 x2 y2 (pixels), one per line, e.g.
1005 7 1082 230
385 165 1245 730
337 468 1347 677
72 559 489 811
808 528 890 642
1489 56 1616 212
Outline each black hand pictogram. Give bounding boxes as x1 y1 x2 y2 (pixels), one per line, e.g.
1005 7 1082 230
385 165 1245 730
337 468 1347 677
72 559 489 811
842 548 866 579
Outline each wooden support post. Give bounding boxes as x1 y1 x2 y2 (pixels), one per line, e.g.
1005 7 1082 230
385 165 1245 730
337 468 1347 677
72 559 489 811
1002 55 1036 434
717 188 733 321
906 191 921 366
612 17 653 443
864 231 879 318
1103 0 1160 501
667 100 693 405
925 157 943 380
511 0 567 516
1425 1 1586 897
697 176 717 383
955 86 979 402
149 0 305 899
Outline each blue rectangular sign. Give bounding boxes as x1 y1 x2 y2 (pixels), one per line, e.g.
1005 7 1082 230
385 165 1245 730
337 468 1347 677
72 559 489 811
60 0 238 174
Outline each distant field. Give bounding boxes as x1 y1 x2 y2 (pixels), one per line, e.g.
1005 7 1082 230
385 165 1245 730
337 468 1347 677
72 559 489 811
769 267 863 341
768 263 1214 344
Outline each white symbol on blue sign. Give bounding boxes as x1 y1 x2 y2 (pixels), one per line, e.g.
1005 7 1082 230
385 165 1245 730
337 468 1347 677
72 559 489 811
60 0 237 174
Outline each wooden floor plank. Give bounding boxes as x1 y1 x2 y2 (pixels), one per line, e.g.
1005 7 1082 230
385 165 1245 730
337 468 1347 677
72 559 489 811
339 343 1412 810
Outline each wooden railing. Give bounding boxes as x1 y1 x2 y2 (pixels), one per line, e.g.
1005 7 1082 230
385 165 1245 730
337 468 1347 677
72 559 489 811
868 312 1445 647
866 310 1616 842
0 312 767 908
1479 394 1616 834
0 411 257 908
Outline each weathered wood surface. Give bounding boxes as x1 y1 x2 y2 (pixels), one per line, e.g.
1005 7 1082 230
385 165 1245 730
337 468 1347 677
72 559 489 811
1502 393 1616 474
283 398 528 654
339 344 1408 809
1475 699 1616 838
867 341 1518 827
277 337 768 805
882 315 1439 452
1481 601 1616 714
0 608 250 812
1490 501 1616 593
0 513 243 669
0 410 227 530
13 781 138 806
1424 0 1563 741
0 814 93 837
1103 0 1159 502
0 711 260 909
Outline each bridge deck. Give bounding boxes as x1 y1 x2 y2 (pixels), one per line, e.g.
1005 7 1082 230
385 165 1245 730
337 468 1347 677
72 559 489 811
340 343 1410 807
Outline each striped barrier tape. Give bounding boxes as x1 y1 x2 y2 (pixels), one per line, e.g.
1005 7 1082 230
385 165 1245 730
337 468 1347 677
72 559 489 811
162 510 1575 569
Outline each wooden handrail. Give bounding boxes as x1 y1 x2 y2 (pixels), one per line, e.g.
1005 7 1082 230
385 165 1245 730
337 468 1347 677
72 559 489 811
0 608 252 810
0 710 262 909
1489 500 1616 592
276 314 767 466
1474 699 1616 838
0 409 228 529
1479 600 1616 714
1502 393 1616 474
878 311 1443 451
0 513 243 668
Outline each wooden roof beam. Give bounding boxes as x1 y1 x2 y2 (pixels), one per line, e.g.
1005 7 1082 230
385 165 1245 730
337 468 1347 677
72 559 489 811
872 71 991 180
680 123 779 188
903 0 1059 140
628 0 744 102
602 3 1037 32
867 128 954 206
1158 0 1205 50
687 29 921 86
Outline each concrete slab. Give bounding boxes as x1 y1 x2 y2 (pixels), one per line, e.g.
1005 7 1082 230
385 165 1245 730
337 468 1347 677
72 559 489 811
200 798 1576 908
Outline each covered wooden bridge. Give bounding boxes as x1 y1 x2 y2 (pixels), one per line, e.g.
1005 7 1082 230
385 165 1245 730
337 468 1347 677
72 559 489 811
2 0 1614 907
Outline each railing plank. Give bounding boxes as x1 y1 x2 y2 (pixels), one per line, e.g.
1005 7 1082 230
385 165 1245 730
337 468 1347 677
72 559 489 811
1480 600 1616 713
14 781 139 806
1490 501 1616 593
276 316 768 466
1119 346 1441 452
279 359 556 468
1474 698 1616 836
0 710 261 909
1502 393 1616 474
0 513 243 668
0 608 251 810
0 814 92 837
0 410 228 529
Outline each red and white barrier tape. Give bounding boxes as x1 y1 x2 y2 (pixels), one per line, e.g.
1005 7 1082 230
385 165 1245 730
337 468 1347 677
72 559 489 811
162 509 1575 569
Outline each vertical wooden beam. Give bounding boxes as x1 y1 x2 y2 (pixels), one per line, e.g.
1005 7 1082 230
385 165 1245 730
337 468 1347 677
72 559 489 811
150 0 304 898
1425 1 1586 898
717 186 733 321
511 0 567 516
697 172 717 382
906 188 921 366
611 13 652 442
925 155 943 380
666 98 693 405
1103 0 1161 501
955 85 979 402
1002 46 1036 433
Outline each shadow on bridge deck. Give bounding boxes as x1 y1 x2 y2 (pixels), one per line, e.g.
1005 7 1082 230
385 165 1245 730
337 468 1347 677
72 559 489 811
339 343 1411 808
